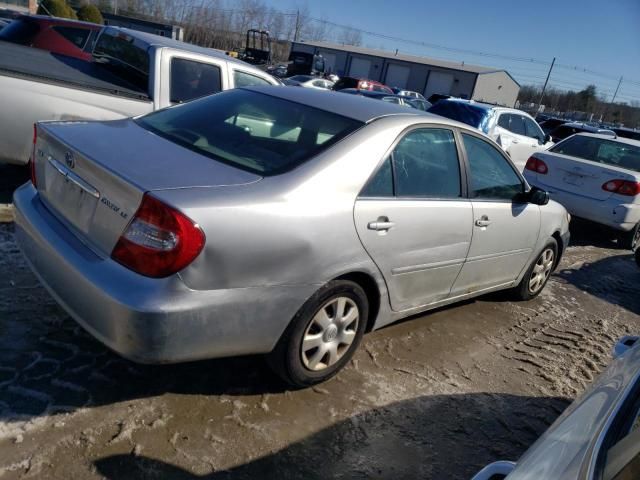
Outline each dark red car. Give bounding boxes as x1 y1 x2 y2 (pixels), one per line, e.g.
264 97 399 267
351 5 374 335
0 15 101 61
332 76 393 93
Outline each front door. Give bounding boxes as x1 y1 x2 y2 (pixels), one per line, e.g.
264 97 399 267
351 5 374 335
451 132 540 296
354 128 473 312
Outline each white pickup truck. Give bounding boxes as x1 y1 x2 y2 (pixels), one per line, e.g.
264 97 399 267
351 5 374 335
0 27 279 165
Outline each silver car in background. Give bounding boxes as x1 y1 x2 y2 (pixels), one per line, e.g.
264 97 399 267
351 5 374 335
473 336 640 480
524 133 640 249
14 86 569 386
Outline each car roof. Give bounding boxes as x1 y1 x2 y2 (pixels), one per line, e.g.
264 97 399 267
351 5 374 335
561 122 614 132
245 85 429 122
340 88 401 99
574 132 640 146
100 26 252 68
20 14 102 29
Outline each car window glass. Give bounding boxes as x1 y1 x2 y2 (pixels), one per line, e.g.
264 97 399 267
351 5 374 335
498 114 511 130
509 115 527 135
52 26 90 49
524 116 544 142
463 133 523 201
170 58 222 103
92 30 150 93
137 89 363 175
552 136 640 172
234 70 272 87
382 97 401 104
0 18 39 44
392 129 461 198
360 158 393 197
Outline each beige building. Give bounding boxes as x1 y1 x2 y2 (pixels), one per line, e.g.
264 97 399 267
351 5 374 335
290 41 520 107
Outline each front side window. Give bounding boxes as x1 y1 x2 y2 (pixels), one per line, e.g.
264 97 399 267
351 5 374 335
136 89 363 175
234 70 272 88
170 58 222 103
463 133 523 201
524 116 545 143
52 26 91 49
508 114 527 136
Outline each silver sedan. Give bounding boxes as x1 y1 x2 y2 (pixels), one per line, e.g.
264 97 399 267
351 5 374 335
472 335 640 480
14 86 570 386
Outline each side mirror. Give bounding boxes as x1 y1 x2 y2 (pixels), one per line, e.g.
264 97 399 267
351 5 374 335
544 133 552 143
528 186 549 205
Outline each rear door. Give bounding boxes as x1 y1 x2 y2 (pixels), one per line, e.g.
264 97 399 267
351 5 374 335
354 127 473 311
451 132 540 295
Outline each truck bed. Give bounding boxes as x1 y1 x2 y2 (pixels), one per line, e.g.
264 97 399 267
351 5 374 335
0 41 149 101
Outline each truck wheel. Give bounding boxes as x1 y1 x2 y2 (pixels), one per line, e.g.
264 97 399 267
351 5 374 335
268 280 368 388
618 223 640 250
512 239 557 301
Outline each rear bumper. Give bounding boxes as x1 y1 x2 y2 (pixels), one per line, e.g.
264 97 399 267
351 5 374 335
528 177 640 232
13 184 316 363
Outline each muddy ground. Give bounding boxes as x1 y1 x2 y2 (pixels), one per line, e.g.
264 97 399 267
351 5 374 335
0 199 639 478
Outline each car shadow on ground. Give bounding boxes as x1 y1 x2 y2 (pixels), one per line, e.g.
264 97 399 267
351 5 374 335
92 392 569 480
0 164 28 203
567 218 627 249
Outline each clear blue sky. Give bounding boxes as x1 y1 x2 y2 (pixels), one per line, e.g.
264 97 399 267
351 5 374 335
265 0 640 103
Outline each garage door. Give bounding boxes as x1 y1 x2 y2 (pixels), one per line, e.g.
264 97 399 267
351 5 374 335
385 63 410 89
349 57 372 78
424 71 454 98
319 51 337 74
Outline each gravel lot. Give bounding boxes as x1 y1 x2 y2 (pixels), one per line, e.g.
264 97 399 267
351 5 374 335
0 183 639 479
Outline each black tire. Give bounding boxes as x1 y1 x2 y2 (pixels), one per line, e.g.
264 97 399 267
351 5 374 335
268 280 368 388
618 223 640 250
512 239 558 301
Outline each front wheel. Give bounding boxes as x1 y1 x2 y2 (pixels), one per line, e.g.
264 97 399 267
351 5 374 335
268 280 368 387
512 240 558 301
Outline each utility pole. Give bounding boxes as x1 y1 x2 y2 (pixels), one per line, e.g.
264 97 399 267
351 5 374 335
537 57 555 112
602 76 623 123
293 9 300 42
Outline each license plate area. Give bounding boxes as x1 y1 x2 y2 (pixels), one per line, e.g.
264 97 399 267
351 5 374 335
45 157 100 233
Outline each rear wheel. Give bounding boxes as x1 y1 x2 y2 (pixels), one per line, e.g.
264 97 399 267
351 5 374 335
268 280 368 388
512 240 557 301
618 223 640 250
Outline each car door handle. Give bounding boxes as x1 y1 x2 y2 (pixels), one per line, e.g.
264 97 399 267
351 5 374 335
368 217 395 231
475 216 491 227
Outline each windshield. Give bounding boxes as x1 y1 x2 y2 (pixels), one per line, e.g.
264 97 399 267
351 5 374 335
136 89 363 176
428 101 492 133
551 135 640 172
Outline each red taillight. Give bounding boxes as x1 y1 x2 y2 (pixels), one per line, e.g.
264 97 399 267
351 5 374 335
602 179 640 196
111 194 205 278
525 156 548 174
30 124 37 187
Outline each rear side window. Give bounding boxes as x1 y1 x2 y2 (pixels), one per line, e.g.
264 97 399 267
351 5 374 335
463 133 523 201
136 89 363 176
233 70 271 88
171 58 222 103
360 129 461 198
52 26 90 49
551 136 640 172
0 18 39 44
93 30 150 93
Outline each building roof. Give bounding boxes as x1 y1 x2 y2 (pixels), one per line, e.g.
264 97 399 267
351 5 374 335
293 40 506 75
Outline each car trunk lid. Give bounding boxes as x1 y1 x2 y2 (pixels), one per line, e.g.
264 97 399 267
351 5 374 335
33 119 261 257
536 151 638 201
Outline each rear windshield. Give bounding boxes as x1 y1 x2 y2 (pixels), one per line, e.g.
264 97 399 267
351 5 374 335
428 101 491 133
92 30 149 93
551 135 640 172
0 18 39 44
136 89 363 176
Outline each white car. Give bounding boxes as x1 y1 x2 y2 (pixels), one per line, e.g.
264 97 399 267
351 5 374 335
429 99 554 171
283 75 334 90
524 133 640 249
